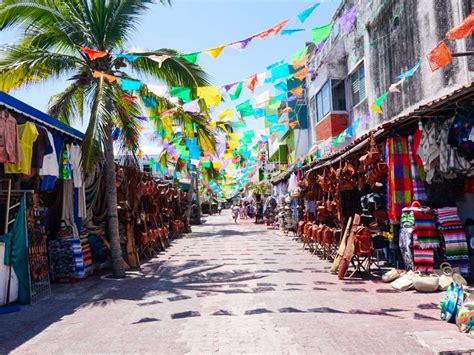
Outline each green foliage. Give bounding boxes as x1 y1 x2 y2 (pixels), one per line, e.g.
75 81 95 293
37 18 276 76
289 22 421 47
0 0 214 171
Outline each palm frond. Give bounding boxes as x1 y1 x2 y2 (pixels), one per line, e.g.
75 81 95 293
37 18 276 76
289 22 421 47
0 43 81 92
47 80 85 125
127 49 211 87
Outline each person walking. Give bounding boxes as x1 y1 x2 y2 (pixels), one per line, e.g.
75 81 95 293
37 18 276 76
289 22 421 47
232 204 240 223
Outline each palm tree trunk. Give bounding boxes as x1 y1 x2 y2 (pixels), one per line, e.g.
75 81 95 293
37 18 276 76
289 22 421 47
104 123 125 279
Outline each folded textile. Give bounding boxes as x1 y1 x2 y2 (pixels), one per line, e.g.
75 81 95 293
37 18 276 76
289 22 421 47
413 249 435 272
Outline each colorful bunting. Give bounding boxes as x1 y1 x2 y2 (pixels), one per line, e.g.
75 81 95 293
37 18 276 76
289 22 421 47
204 45 226 59
254 90 270 106
271 64 290 80
290 86 304 96
219 109 234 120
229 36 254 51
148 54 171 67
275 81 288 92
446 12 474 40
293 67 310 80
183 99 201 113
143 96 157 108
171 86 192 102
121 79 142 91
297 3 320 23
389 78 406 93
279 107 293 114
375 92 389 107
81 47 108 61
292 54 309 70
147 84 168 97
245 74 259 93
312 24 333 45
236 100 254 117
115 53 139 62
256 19 290 39
426 41 453 72
338 6 358 34
93 71 117 83
291 47 308 62
228 82 243 101
397 60 421 79
281 29 305 36
370 103 383 114
177 52 200 64
196 86 222 107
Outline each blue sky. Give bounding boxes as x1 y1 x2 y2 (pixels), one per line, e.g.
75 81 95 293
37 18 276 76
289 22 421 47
1 0 340 151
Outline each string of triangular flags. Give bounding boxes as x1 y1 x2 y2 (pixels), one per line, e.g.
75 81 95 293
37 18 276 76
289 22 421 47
370 11 474 115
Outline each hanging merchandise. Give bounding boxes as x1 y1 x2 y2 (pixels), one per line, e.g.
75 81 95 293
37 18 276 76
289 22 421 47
4 122 39 175
0 196 30 304
437 207 470 275
387 137 413 223
426 41 453 72
0 110 22 164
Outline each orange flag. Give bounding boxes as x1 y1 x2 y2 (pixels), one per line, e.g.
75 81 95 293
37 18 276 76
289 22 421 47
93 71 117 83
81 47 108 61
293 67 310 80
426 41 453 72
244 74 258 93
255 19 290 39
290 86 304 96
280 107 293 114
289 121 300 129
446 12 474 40
292 54 309 70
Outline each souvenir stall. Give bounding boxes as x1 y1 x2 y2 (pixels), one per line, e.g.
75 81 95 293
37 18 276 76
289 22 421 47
296 85 474 292
0 91 86 304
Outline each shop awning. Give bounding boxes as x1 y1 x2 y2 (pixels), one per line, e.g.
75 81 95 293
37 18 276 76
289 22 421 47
0 91 84 141
305 82 474 174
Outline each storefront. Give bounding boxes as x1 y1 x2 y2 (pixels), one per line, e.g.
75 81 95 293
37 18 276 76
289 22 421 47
285 83 474 286
0 92 188 309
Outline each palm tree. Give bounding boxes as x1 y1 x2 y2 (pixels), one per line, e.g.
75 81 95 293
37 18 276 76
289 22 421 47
0 0 211 278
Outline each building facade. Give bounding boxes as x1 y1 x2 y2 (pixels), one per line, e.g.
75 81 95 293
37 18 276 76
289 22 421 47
305 0 473 152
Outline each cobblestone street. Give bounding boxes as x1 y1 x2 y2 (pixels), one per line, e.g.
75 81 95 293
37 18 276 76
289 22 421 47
1 211 472 354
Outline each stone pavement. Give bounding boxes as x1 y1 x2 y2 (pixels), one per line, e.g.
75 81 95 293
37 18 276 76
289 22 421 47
1 210 472 354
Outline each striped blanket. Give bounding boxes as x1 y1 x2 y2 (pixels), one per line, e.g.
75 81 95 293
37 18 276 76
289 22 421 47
437 207 470 275
387 137 413 223
413 249 435 272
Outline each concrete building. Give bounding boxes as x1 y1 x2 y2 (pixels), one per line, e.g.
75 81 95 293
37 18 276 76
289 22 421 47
305 0 473 151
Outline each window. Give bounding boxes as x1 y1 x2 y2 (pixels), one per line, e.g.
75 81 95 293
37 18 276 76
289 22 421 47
331 79 346 111
314 81 331 122
350 64 366 106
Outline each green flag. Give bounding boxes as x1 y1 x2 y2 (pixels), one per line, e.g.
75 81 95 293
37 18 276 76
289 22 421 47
177 52 200 64
236 100 254 117
229 82 243 101
171 87 192 102
376 92 390 108
291 47 308 62
312 24 333 45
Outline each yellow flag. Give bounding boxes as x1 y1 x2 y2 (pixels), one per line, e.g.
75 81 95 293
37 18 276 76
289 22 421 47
212 161 222 169
93 70 117 83
229 133 240 141
228 141 239 150
209 120 217 129
204 45 226 59
196 86 222 108
370 103 383 114
219 109 234 120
